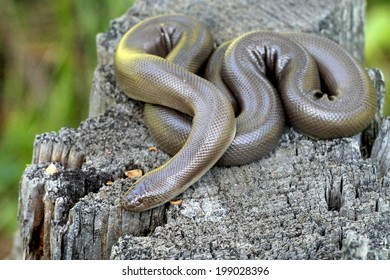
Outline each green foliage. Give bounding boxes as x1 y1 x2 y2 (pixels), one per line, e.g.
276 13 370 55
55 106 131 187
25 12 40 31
0 0 134 238
366 0 390 116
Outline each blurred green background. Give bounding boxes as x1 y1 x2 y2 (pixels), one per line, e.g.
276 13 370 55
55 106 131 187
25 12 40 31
0 0 389 258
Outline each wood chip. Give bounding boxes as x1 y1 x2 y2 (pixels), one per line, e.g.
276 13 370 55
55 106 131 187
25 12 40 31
125 169 143 179
45 163 58 175
148 146 158 152
106 180 114 186
170 199 183 206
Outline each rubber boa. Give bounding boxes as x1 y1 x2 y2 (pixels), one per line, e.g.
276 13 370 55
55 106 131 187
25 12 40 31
114 14 377 211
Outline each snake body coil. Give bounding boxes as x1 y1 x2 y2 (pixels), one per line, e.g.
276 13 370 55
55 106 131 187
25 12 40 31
114 15 377 212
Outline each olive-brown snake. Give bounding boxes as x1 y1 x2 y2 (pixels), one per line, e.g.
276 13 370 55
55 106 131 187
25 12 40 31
114 15 377 212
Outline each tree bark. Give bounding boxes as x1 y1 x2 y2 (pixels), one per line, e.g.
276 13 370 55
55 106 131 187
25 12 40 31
18 0 390 260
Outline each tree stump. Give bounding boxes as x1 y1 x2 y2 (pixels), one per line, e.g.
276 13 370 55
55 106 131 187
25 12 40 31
18 0 390 260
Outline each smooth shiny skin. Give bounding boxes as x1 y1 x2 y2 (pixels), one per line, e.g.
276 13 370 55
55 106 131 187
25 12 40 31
144 30 377 166
115 15 236 212
115 15 377 212
284 33 377 138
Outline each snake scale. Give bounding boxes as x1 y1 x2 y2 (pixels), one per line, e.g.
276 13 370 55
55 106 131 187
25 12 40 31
114 14 377 212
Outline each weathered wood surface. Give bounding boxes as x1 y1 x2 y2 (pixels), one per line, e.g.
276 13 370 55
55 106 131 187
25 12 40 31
17 0 390 260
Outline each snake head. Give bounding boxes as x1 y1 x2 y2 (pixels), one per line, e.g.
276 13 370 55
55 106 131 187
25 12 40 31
121 175 170 212
122 180 150 212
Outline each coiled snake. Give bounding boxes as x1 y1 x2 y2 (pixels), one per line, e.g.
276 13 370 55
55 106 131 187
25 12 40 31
114 14 377 212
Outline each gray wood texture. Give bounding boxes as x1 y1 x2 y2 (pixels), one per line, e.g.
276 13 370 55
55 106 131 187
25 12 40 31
17 0 390 260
